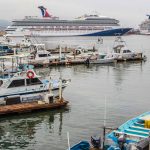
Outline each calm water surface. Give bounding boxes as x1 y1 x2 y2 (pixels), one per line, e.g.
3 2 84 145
0 35 150 150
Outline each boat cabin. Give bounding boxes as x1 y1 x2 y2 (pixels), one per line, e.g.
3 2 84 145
113 47 132 54
0 45 14 56
7 77 43 88
0 71 44 89
29 44 52 59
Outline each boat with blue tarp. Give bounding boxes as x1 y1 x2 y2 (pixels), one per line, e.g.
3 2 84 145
106 111 150 150
69 112 150 150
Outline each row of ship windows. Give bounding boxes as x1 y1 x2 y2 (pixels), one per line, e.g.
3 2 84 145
11 26 115 30
15 19 118 24
11 27 117 31
13 22 118 26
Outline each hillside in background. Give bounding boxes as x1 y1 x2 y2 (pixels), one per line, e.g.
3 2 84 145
0 20 11 30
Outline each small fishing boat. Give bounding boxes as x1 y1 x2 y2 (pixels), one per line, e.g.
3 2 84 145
28 44 66 64
66 46 98 62
0 44 14 56
68 137 101 150
0 36 17 47
0 53 33 74
69 141 90 150
0 69 70 105
106 111 150 150
69 112 150 150
87 53 115 64
112 36 146 61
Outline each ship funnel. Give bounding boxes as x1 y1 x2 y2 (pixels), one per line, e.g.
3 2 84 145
38 6 51 18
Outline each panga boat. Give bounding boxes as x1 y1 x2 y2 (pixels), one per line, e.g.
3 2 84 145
69 112 150 150
69 141 90 150
0 69 70 105
106 111 150 150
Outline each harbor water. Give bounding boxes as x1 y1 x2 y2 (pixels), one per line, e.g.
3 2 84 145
0 35 150 150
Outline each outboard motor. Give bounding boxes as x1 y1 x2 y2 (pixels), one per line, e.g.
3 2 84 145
91 135 101 148
118 134 126 150
85 57 90 65
136 137 150 150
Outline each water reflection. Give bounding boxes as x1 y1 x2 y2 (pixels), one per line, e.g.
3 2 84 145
0 108 69 149
113 61 144 86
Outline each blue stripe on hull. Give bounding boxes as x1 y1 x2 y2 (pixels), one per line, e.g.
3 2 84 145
80 28 132 36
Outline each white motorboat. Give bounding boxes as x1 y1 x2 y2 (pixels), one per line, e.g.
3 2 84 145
28 44 65 64
139 15 150 35
112 36 145 61
66 46 98 61
88 53 115 64
0 70 70 104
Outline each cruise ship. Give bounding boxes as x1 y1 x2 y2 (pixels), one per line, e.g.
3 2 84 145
6 6 132 37
139 15 150 35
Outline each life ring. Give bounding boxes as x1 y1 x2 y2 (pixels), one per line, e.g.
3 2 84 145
27 70 35 79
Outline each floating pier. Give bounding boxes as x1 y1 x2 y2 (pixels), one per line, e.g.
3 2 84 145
0 100 69 116
28 59 85 67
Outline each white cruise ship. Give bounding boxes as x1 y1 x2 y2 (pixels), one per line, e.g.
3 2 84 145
139 15 150 35
6 6 132 37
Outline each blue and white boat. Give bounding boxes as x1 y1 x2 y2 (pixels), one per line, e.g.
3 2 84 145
106 112 150 150
69 112 150 150
6 6 132 37
0 70 70 104
69 141 90 150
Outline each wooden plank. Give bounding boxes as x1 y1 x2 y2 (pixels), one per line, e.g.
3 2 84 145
0 101 68 116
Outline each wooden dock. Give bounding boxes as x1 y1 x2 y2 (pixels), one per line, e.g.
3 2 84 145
28 59 85 68
0 100 69 116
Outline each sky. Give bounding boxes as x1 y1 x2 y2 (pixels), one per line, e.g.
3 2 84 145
0 0 150 28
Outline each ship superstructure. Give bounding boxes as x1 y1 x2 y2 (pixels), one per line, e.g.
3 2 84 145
6 6 131 37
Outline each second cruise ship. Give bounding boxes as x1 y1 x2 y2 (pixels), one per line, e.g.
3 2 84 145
139 15 150 35
6 6 132 37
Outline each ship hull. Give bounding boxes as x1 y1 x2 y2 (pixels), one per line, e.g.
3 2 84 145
6 28 132 37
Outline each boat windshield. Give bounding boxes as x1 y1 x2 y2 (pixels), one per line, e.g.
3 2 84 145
38 54 50 57
114 49 121 53
8 79 25 88
123 50 132 53
26 78 43 86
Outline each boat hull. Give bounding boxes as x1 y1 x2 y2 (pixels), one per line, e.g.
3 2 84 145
6 28 132 37
0 87 66 105
106 112 150 149
90 58 115 64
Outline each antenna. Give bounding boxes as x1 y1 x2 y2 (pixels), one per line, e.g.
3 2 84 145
103 96 107 149
104 96 107 127
59 68 62 101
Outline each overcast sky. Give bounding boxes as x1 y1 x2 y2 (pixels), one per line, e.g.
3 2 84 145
0 0 150 28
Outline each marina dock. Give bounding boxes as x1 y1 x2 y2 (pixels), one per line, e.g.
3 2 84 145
28 59 86 67
0 100 69 116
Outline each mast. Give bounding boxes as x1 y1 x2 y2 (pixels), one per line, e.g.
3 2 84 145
67 132 70 150
103 97 107 149
59 69 62 100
